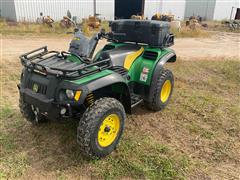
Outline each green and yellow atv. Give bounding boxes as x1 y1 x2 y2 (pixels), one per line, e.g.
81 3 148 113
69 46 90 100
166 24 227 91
18 20 176 158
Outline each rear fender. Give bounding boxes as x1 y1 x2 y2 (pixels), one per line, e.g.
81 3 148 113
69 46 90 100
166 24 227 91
158 51 176 66
145 51 176 102
128 49 176 86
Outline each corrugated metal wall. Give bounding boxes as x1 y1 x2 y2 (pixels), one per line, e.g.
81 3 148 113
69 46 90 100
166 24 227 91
96 0 114 20
161 0 185 20
14 0 114 22
184 0 216 20
3 0 239 22
0 0 17 21
144 0 162 19
144 0 185 20
144 0 239 20
214 0 240 20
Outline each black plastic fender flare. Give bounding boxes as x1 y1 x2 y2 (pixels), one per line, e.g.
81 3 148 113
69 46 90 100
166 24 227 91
56 73 131 110
86 73 126 92
158 51 176 66
86 73 132 113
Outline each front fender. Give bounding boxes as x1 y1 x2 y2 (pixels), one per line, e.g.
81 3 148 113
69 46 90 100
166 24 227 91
86 73 132 113
86 73 127 92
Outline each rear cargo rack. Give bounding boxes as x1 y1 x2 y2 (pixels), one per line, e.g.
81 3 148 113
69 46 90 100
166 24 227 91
20 46 112 79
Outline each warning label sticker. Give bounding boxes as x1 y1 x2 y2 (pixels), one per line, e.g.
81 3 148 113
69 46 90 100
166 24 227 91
140 67 149 82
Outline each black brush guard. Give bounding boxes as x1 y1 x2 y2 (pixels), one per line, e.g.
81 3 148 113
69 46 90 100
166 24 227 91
20 46 112 80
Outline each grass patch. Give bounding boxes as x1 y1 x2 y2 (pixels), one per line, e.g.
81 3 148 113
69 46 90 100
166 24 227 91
0 20 72 36
171 27 211 38
0 105 13 119
0 19 110 37
0 152 29 179
92 135 189 179
207 20 240 33
0 107 29 179
1 18 213 38
202 60 240 83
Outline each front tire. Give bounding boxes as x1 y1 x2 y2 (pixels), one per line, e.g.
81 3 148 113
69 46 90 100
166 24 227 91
77 97 126 158
145 69 174 111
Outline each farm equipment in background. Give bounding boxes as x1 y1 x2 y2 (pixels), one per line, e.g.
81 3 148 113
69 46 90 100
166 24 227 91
222 20 240 30
87 15 101 29
187 16 201 30
36 13 54 28
151 13 181 31
151 13 174 22
43 16 54 28
86 0 101 29
60 11 75 29
60 16 73 29
162 13 175 22
185 16 207 30
131 15 144 20
222 7 240 30
151 13 161 20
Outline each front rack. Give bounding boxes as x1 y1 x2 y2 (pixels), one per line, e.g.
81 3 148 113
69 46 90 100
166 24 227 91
20 46 112 79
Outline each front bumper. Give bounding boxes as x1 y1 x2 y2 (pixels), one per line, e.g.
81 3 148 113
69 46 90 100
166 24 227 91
19 86 84 119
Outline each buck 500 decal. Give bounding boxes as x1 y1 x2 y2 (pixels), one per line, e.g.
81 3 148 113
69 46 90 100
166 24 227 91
140 67 149 82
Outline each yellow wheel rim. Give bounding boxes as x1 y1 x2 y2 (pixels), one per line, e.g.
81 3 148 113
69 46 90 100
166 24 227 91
160 80 172 103
98 114 120 147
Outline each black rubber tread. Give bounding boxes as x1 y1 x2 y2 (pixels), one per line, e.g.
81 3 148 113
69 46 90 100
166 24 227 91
19 95 46 124
77 97 126 158
145 69 174 111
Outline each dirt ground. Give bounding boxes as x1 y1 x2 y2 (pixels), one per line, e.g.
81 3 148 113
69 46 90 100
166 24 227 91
2 31 240 61
0 32 240 179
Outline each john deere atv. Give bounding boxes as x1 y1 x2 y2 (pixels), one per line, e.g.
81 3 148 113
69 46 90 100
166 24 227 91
18 20 176 158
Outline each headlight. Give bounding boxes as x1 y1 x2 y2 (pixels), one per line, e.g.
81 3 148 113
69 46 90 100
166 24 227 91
66 89 74 99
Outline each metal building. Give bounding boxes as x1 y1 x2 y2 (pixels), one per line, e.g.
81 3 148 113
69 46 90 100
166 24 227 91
184 0 216 20
144 0 239 20
214 0 239 20
0 0 114 22
144 0 186 20
0 0 17 21
0 0 239 22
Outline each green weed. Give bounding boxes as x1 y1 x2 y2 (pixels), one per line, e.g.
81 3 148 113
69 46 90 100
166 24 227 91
92 135 188 179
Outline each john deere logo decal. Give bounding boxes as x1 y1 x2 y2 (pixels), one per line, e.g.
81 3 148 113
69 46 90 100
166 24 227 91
32 84 39 93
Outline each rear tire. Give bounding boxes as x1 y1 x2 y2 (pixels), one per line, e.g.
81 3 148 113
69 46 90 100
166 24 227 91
19 95 47 124
77 97 126 158
145 69 174 111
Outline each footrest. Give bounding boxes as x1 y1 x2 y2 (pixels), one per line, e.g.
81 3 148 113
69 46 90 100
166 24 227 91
131 93 143 108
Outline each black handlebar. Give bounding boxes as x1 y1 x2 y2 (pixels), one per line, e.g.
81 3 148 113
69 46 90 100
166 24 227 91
61 51 91 64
